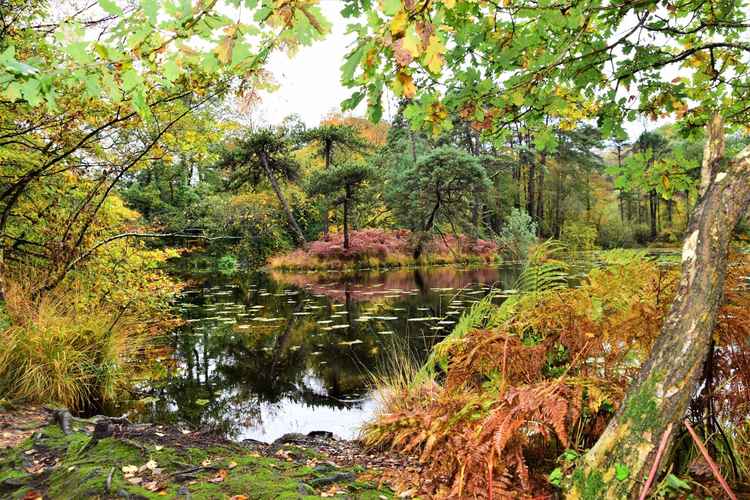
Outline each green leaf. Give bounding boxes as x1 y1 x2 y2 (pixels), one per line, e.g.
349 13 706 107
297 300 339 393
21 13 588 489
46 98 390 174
141 0 158 24
548 467 563 487
615 463 629 481
3 81 22 101
98 0 123 16
342 91 365 111
382 0 401 16
341 44 366 83
20 79 42 106
195 398 210 406
164 57 180 82
121 68 141 91
665 474 691 491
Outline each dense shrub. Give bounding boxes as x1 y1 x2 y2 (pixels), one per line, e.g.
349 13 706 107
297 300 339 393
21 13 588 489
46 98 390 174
498 208 537 260
0 244 179 411
269 229 499 270
364 252 750 498
560 220 598 251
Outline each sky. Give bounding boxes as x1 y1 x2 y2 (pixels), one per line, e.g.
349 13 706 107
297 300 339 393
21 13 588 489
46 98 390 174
253 1 380 127
253 1 667 139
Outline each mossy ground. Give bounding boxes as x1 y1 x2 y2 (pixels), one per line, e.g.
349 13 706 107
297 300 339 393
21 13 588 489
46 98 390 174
0 423 393 499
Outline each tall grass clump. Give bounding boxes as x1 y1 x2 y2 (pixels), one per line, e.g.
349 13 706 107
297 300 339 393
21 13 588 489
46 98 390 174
0 251 179 411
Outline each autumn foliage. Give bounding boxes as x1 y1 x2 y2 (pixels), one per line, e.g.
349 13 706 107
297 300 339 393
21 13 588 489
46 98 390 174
269 229 500 270
364 250 750 498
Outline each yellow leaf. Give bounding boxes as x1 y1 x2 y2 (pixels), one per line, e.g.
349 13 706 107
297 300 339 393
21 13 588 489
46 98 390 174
215 36 234 65
396 72 417 98
444 0 456 8
390 11 408 35
403 26 421 57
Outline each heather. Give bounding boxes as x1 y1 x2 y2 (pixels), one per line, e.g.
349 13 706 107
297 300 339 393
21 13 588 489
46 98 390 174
268 229 501 270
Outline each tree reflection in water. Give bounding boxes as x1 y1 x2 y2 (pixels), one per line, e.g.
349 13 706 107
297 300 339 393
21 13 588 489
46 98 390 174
136 264 523 442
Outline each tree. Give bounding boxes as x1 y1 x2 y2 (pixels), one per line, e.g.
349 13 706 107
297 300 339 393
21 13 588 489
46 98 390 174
219 129 306 244
386 145 490 257
342 0 750 495
307 163 372 249
0 0 328 297
299 124 369 238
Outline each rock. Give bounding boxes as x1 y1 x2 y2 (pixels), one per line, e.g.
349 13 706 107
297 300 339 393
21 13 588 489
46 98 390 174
176 485 191 498
312 463 336 474
93 420 112 440
307 430 334 440
297 482 315 495
309 472 356 487
272 432 306 445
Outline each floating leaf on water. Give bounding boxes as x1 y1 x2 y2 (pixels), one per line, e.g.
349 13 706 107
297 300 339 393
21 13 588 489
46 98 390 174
338 340 364 346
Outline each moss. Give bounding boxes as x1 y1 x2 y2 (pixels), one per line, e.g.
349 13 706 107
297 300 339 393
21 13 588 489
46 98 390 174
571 468 606 500
0 423 393 500
621 371 663 434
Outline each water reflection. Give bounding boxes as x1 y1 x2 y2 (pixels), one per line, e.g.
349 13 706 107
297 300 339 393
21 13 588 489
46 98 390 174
137 264 523 442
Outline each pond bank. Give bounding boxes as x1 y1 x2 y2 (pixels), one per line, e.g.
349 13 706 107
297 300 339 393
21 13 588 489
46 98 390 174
0 406 402 499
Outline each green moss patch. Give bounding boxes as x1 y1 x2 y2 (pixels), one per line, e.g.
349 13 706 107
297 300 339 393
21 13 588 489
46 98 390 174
0 424 393 499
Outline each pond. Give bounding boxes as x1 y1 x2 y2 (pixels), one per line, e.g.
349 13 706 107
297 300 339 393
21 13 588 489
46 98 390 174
131 262 533 443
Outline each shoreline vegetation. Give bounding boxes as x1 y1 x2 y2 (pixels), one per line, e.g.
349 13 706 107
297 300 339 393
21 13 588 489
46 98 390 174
268 229 501 271
0 406 396 499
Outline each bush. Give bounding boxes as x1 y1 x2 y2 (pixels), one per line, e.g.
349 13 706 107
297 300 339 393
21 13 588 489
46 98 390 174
0 244 179 411
498 208 537 260
560 220 598 251
597 220 636 248
269 229 500 270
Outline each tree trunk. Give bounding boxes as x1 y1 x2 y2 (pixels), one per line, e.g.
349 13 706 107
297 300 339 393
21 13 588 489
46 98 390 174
571 116 750 499
527 158 536 220
322 142 332 239
260 153 306 244
649 189 658 239
536 154 545 236
343 185 351 250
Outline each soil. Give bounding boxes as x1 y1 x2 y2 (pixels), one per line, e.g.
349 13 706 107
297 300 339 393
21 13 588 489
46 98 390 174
0 405 409 499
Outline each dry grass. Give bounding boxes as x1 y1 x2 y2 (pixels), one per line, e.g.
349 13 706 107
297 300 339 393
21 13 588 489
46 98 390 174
0 272 177 411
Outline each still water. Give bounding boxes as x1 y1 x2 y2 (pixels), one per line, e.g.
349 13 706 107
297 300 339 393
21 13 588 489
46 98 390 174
136 264 526 443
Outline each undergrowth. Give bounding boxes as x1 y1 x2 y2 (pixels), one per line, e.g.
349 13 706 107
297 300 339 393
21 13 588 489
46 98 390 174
364 244 750 498
0 248 179 412
268 228 500 270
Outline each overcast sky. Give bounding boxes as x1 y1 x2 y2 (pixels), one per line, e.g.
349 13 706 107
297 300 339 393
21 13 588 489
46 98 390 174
253 1 381 127
255 1 666 139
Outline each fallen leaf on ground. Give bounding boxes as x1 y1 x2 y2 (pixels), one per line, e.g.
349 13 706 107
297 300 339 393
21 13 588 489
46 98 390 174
208 469 229 483
122 465 138 475
227 461 238 469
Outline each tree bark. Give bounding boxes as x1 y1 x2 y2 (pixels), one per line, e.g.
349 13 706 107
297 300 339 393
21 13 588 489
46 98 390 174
536 152 546 235
260 153 306 244
343 185 351 250
649 189 658 239
322 141 332 239
571 116 750 499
